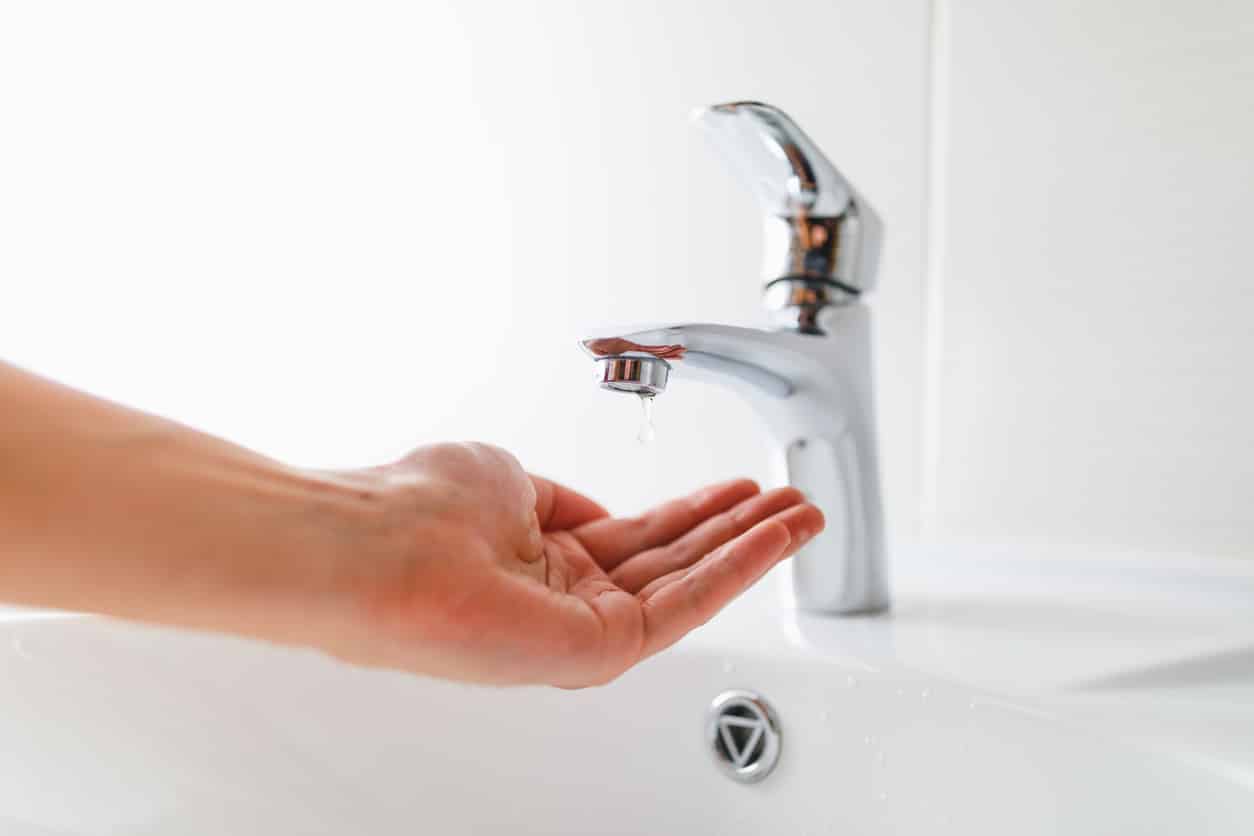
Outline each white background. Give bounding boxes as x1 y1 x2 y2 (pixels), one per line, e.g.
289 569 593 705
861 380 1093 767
1 0 1249 560
931 0 1254 559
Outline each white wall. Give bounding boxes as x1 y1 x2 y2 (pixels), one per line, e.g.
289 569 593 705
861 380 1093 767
928 0 1254 558
6 1 1247 561
0 1 931 534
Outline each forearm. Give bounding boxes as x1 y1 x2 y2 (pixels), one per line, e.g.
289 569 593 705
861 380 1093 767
0 361 377 646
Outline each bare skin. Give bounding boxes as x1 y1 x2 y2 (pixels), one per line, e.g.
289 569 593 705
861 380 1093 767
0 361 823 687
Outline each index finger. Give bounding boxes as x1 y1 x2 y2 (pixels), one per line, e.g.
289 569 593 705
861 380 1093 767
571 478 761 570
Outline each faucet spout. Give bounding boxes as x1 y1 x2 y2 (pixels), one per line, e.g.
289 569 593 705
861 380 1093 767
582 324 795 400
581 315 889 615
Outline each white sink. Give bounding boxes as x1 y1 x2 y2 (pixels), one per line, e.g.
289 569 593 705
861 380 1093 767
2 546 1252 834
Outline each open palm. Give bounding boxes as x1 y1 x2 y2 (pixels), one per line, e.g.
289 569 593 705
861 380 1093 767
349 443 822 688
529 475 823 687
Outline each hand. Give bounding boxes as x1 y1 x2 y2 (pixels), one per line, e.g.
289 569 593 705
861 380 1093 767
0 363 821 688
329 443 824 688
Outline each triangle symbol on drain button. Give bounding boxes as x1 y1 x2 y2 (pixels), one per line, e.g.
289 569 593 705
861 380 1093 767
719 716 765 768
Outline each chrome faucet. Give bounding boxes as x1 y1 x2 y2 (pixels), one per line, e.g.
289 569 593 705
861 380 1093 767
580 102 888 614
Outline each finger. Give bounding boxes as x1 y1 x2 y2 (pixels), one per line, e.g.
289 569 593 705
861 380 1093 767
609 486 806 593
635 502 825 600
638 514 817 660
530 475 610 531
571 478 760 571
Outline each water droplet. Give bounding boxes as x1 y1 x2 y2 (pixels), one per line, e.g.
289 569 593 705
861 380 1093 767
876 791 888 802
846 675 857 687
920 689 930 699
721 660 735 674
636 394 656 444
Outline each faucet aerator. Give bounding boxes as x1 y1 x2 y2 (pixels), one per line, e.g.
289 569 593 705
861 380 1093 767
596 356 670 397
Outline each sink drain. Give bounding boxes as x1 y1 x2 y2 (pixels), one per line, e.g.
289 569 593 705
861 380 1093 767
706 690 781 783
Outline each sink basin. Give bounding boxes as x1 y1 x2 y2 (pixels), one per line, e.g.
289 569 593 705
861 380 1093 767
2 545 1252 834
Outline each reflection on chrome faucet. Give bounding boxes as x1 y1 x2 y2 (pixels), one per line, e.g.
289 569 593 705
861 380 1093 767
583 338 686 361
579 102 889 615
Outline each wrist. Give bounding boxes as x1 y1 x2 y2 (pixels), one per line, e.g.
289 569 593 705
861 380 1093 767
262 463 461 664
210 463 407 653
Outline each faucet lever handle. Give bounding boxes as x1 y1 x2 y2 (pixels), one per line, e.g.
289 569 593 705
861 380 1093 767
694 101 881 308
694 101 854 219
